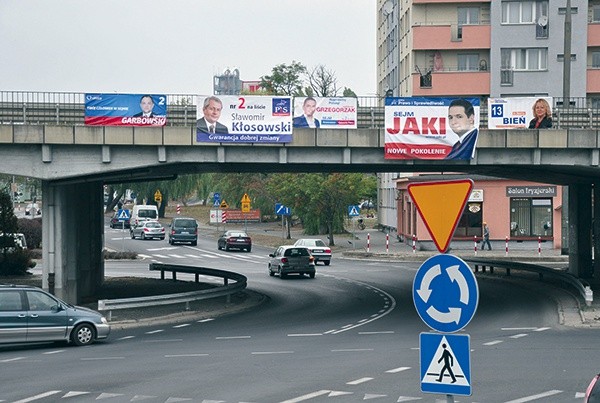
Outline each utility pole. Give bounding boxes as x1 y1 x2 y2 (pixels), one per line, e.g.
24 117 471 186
562 0 572 103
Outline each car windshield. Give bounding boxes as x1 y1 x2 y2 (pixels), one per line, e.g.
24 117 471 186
139 210 157 218
176 219 196 227
227 232 248 238
284 248 309 257
146 222 161 228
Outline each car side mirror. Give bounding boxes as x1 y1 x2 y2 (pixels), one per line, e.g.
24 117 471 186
269 253 275 258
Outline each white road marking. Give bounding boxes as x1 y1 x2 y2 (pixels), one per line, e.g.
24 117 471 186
42 350 65 355
483 340 504 346
503 389 563 402
287 333 323 337
168 254 186 259
502 327 538 331
173 324 191 328
509 333 529 339
152 254 168 259
143 339 183 343
164 354 209 358
534 327 551 332
396 397 423 402
198 318 214 323
147 247 178 251
216 336 251 340
386 367 411 373
347 377 373 385
145 329 164 334
62 392 90 398
137 254 152 259
12 390 62 402
0 357 25 362
251 351 294 355
279 390 331 402
576 392 586 398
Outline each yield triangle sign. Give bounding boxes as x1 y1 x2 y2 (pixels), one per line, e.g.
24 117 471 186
407 179 473 253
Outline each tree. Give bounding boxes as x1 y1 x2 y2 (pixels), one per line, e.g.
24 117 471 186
0 190 18 252
307 65 338 97
260 61 307 96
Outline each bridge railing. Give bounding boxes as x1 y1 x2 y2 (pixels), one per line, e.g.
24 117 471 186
1 91 599 129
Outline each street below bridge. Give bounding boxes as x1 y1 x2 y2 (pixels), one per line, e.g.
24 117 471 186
1 220 598 403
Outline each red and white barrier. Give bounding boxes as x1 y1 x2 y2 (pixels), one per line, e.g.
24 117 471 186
474 236 478 255
386 233 389 254
222 210 227 224
412 234 416 253
176 204 181 215
367 233 370 253
538 236 541 256
505 236 509 256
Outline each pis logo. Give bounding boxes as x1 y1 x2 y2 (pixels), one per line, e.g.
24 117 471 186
272 98 291 116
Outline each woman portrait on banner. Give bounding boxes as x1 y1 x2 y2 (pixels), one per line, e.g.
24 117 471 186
528 98 553 129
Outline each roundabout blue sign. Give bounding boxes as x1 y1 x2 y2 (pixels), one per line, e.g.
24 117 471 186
413 254 479 333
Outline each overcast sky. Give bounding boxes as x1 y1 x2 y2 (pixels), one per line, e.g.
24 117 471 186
0 0 377 97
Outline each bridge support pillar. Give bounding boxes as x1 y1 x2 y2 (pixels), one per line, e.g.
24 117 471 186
42 180 105 304
595 184 600 278
568 184 593 278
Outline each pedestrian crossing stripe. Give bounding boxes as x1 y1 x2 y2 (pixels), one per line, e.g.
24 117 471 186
420 332 471 396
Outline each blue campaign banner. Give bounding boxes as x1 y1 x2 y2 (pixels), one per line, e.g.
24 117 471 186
196 95 292 143
85 94 167 126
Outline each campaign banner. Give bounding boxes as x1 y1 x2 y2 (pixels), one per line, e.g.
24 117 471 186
385 97 480 160
293 97 357 129
488 97 553 129
84 94 167 126
196 95 292 143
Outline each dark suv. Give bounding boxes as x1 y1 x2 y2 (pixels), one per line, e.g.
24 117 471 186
0 284 110 346
168 217 198 246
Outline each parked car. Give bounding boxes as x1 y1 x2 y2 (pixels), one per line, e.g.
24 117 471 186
293 238 332 265
109 212 130 229
268 245 316 279
168 217 198 246
217 230 252 252
25 203 41 216
585 373 600 402
130 220 165 240
0 284 110 346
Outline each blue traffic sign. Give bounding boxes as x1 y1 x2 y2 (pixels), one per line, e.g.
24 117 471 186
413 254 479 333
275 203 291 216
348 205 360 217
116 209 130 221
420 332 471 396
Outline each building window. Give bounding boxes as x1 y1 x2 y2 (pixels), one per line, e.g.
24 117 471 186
593 6 600 22
593 51 600 68
458 54 479 71
457 7 479 39
455 203 483 238
502 1 535 24
510 198 553 237
501 48 547 71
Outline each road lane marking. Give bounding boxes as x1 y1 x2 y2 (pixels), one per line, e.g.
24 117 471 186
145 329 164 334
172 324 191 328
12 390 62 402
80 357 125 361
483 340 504 346
279 390 331 402
347 377 373 385
385 367 411 373
143 339 183 343
198 318 214 323
152 254 168 258
509 334 529 339
251 351 294 355
332 349 374 352
0 357 25 362
534 327 551 331
164 354 209 357
216 336 251 340
117 336 135 340
503 389 563 402
42 350 65 354
502 327 538 331
287 333 323 337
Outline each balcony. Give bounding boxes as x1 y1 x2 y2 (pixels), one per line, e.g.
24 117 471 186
412 70 490 96
588 69 600 93
589 24 600 47
413 24 490 50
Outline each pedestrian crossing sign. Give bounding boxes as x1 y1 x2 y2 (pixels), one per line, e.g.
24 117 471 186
117 209 130 221
348 205 360 217
420 332 471 396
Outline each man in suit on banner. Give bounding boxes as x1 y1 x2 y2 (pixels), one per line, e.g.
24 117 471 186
197 96 229 134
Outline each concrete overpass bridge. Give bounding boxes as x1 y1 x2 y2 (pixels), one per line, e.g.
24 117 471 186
0 122 599 303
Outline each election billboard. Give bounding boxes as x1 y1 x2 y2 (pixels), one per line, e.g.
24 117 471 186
385 97 480 160
196 95 292 143
488 97 553 129
293 97 357 129
84 94 167 126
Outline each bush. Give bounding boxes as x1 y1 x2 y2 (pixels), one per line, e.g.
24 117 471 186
17 218 42 249
0 249 35 276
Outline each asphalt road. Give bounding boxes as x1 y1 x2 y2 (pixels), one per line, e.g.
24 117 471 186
0 221 597 402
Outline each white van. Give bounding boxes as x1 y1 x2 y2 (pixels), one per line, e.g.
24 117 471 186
130 205 159 226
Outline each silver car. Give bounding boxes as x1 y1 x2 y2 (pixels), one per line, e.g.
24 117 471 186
130 220 165 240
293 238 332 265
268 245 316 279
0 284 110 346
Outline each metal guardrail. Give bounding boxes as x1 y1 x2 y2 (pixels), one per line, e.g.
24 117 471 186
97 263 247 321
465 257 593 306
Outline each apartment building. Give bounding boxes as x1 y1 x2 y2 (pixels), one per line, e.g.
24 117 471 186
375 0 600 248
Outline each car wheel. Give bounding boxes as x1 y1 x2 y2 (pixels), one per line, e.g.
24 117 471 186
268 264 274 276
279 267 286 279
225 245 230 251
160 237 164 240
309 272 316 279
191 241 197 246
169 238 173 245
217 243 222 250
141 233 146 240
324 261 331 266
130 231 135 239
71 323 95 346
246 247 252 253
